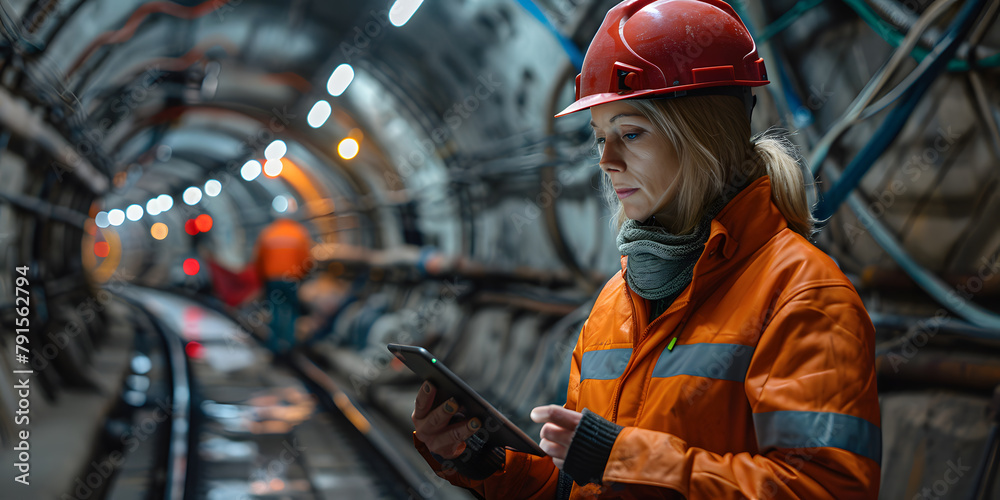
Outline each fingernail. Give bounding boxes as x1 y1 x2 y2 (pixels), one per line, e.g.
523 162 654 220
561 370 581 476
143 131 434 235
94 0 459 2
444 399 456 413
422 382 431 393
469 419 480 430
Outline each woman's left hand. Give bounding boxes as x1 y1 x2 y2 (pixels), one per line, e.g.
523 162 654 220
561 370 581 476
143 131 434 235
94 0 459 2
530 405 583 469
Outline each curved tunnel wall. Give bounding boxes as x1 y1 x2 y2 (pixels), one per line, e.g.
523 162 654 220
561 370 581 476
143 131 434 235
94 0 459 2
0 0 999 498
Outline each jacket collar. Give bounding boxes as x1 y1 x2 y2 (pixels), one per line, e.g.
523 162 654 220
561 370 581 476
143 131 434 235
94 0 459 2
619 175 788 274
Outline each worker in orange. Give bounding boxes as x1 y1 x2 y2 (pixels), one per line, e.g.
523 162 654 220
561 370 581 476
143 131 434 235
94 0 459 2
411 0 881 498
254 217 314 355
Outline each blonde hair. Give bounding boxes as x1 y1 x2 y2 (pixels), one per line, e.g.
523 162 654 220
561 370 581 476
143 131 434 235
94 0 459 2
600 94 815 238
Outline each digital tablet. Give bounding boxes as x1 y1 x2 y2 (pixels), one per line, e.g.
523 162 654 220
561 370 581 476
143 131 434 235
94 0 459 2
387 343 546 456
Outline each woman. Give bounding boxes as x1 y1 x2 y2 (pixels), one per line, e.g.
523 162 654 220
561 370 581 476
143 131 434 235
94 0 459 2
412 0 881 498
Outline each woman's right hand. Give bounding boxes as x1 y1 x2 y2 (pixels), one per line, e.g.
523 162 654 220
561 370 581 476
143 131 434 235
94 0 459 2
412 381 482 459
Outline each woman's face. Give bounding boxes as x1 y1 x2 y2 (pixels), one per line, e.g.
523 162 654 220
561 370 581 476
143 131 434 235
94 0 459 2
591 101 681 224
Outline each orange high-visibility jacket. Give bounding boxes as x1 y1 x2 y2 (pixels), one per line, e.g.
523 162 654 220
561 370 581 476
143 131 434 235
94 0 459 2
415 176 882 499
254 218 313 281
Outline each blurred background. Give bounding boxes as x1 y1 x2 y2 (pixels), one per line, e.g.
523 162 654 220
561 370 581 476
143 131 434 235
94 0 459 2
0 0 998 498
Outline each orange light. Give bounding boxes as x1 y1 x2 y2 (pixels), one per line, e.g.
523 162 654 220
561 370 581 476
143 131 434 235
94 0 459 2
151 222 169 240
185 219 199 235
183 258 200 275
338 138 359 160
195 214 213 232
94 241 110 258
184 341 204 359
263 158 284 178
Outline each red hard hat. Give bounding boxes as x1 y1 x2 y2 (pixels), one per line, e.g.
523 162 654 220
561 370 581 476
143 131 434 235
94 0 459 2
555 0 769 118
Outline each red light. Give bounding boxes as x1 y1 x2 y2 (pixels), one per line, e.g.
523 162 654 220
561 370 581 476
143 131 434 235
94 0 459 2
195 214 213 232
185 219 199 235
183 258 200 275
93 241 110 258
185 341 204 359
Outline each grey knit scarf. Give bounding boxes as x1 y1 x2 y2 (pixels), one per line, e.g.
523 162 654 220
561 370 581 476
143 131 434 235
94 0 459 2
617 197 728 300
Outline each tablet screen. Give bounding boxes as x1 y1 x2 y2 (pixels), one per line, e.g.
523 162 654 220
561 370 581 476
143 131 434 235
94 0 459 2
388 343 546 457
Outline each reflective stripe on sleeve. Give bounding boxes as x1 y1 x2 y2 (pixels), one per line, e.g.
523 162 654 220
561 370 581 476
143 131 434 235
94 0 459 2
753 410 882 464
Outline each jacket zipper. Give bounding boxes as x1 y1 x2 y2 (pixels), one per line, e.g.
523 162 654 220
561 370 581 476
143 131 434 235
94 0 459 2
611 289 666 422
611 285 699 423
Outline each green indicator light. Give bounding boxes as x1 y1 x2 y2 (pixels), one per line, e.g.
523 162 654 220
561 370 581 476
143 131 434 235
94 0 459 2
432 358 437 363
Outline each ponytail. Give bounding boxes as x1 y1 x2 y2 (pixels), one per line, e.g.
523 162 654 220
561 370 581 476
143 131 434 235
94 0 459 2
753 129 816 238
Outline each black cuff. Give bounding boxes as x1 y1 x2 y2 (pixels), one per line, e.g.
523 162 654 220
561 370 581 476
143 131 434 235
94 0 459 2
562 408 623 486
556 470 575 500
431 429 506 481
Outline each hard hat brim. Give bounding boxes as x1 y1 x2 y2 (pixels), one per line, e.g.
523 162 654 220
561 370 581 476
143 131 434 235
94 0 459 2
554 80 769 118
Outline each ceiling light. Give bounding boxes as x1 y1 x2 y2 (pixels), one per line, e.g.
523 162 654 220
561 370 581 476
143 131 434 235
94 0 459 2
95 211 110 228
126 204 144 221
204 179 222 197
183 187 203 205
272 195 289 213
241 160 262 181
390 0 424 27
146 198 161 216
338 138 360 160
307 100 332 128
108 209 125 226
151 223 169 240
327 64 355 97
157 194 174 212
264 159 283 177
264 140 287 160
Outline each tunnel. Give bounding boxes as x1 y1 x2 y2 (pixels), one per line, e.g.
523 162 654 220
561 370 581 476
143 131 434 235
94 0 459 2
0 0 999 498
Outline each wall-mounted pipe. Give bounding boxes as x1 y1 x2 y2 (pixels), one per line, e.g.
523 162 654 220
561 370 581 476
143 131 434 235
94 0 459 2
815 0 990 220
876 347 1000 392
0 189 88 228
0 86 108 193
849 191 1000 333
